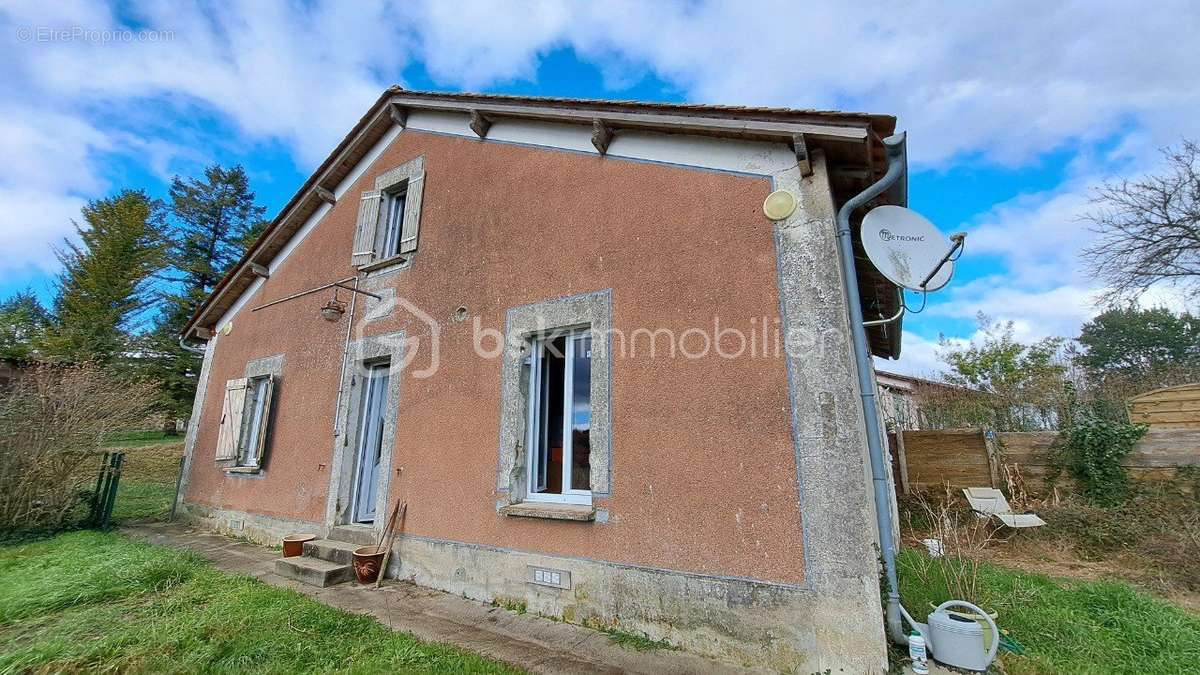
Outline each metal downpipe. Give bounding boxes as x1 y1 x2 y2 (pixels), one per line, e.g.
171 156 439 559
179 335 207 355
833 132 914 645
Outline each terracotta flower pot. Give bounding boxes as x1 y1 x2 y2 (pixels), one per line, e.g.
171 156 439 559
282 533 316 557
352 545 386 584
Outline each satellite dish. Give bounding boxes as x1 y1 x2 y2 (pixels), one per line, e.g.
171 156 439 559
861 205 955 292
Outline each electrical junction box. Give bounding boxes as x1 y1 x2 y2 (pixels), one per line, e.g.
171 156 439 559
528 565 571 590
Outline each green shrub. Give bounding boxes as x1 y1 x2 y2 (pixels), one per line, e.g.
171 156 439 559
1056 403 1146 506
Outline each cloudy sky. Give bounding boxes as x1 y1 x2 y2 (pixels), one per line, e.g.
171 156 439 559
2 1 1198 377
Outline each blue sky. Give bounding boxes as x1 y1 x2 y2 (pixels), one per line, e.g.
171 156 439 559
2 1 1198 376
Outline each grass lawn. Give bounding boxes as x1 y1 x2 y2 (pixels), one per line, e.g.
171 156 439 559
898 548 1200 674
0 531 521 674
102 430 180 448
112 481 178 522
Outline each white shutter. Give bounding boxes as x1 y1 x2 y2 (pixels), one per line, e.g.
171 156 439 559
352 190 383 266
399 176 424 254
215 378 249 461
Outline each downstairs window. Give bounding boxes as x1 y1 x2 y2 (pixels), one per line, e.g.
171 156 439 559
524 330 593 504
215 374 275 469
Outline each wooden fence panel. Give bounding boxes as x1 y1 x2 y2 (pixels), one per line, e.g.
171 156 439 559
1126 429 1200 467
893 428 1200 492
1129 383 1200 430
901 430 993 488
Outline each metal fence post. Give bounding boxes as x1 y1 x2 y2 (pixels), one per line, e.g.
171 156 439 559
168 455 184 522
89 451 111 525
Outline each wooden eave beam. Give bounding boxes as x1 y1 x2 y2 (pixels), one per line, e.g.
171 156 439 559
314 185 336 205
792 133 813 177
591 119 613 155
469 110 492 139
389 102 408 127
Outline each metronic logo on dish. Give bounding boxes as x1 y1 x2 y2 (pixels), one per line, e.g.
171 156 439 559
878 228 926 243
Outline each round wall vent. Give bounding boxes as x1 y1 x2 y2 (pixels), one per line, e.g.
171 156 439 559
763 190 797 221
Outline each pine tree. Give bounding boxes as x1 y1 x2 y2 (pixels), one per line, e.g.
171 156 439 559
0 290 50 363
143 164 267 416
167 165 266 309
40 190 166 364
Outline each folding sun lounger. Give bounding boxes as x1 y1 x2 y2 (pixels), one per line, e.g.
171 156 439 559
962 487 1046 528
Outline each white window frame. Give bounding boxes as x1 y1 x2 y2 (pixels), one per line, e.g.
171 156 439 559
378 187 407 260
524 328 593 505
237 374 272 468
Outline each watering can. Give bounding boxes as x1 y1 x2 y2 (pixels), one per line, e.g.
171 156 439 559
911 600 999 672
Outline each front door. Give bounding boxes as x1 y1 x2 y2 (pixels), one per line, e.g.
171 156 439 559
352 363 389 524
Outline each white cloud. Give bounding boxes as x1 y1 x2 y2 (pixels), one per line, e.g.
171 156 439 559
407 0 1200 167
0 0 420 277
927 281 1102 340
0 107 113 274
3 1 414 166
879 331 945 379
2 0 1199 363
0 187 87 275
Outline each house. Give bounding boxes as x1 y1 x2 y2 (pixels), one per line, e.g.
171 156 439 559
876 369 924 430
176 87 907 671
875 369 972 431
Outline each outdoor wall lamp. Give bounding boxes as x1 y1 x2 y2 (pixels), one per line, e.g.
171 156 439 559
320 289 347 322
250 276 382 322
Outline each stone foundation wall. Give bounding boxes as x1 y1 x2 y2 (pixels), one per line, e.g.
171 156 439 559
181 501 885 672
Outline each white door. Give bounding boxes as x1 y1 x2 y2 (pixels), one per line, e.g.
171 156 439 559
352 363 389 524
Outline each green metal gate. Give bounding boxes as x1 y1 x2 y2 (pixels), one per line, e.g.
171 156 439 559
89 451 125 530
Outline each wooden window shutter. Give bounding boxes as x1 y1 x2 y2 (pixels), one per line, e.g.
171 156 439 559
352 190 383 266
215 378 249 461
399 175 424 254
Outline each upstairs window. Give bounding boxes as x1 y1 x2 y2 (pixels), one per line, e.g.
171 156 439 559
379 188 408 259
524 329 593 504
352 155 425 268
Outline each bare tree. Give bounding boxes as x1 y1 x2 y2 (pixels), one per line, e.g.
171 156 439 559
0 363 158 532
1083 140 1200 302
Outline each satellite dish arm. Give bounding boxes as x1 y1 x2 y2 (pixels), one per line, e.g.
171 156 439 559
833 132 915 646
919 232 966 290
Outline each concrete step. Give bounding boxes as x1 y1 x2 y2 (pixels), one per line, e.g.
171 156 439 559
274 555 354 587
328 524 378 547
302 538 360 565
